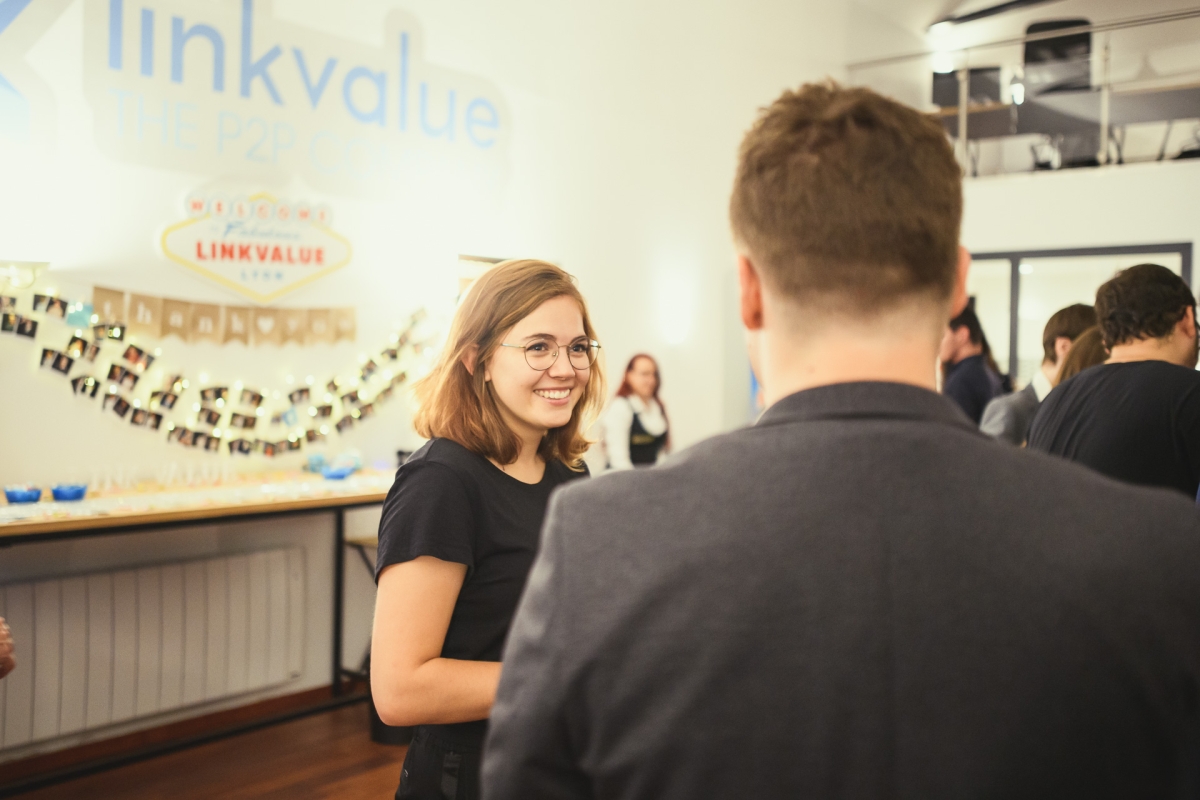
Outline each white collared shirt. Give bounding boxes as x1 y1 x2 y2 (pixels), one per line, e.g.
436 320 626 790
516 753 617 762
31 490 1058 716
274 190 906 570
1031 368 1054 402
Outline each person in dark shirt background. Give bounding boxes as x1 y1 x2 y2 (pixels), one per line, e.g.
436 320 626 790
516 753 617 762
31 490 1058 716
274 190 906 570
939 302 1004 423
1029 264 1200 497
980 303 1095 445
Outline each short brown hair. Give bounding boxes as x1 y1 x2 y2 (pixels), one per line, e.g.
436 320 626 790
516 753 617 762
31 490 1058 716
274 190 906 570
730 81 962 311
1042 303 1096 363
1095 264 1195 349
412 260 605 469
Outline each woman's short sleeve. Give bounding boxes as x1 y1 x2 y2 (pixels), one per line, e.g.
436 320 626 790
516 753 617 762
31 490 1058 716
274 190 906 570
375 462 475 581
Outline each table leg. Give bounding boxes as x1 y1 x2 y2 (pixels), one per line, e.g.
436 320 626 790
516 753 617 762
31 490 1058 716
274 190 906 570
332 507 345 696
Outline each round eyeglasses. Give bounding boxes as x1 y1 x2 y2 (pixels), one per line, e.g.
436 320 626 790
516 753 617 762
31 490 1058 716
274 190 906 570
499 337 601 371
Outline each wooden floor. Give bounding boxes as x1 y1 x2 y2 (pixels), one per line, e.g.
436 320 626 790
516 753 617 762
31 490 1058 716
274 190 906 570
21 704 407 800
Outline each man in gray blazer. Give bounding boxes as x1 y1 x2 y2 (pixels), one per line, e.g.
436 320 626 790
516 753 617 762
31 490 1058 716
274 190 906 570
979 303 1094 444
483 83 1200 799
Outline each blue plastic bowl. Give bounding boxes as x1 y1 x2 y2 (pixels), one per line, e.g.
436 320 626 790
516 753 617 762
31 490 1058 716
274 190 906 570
52 484 87 502
5 486 42 504
321 466 354 480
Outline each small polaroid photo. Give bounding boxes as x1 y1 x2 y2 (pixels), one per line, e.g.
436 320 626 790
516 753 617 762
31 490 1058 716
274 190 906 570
166 426 183 443
45 297 68 319
261 441 278 457
164 375 185 393
357 402 375 419
130 408 149 426
204 435 221 452
1 313 17 332
383 347 398 361
305 428 325 443
335 415 354 433
288 387 310 406
138 352 155 371
240 389 264 407
198 407 221 426
121 344 144 365
270 411 284 426
379 386 394 401
392 371 408 386
120 371 139 391
326 380 339 394
200 386 229 403
229 412 256 430
152 391 179 410
111 396 131 418
147 412 163 430
0 296 14 312
286 438 302 451
105 324 125 341
66 336 87 358
361 359 378 377
227 438 250 455
314 404 333 418
102 392 119 411
32 294 48 312
16 316 38 338
71 376 96 397
84 342 102 361
93 324 108 340
340 390 360 406
40 348 57 368
52 352 75 375
177 429 195 446
192 433 210 448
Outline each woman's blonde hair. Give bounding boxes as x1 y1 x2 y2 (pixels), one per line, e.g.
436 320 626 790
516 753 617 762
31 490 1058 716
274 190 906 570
413 259 605 469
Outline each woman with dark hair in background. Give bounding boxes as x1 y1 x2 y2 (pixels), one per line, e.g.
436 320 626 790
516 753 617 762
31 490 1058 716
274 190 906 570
1053 325 1107 386
940 303 1006 423
604 354 670 469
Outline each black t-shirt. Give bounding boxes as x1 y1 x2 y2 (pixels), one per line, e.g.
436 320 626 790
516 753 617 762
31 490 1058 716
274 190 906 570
943 355 1003 425
375 438 587 665
1028 360 1200 497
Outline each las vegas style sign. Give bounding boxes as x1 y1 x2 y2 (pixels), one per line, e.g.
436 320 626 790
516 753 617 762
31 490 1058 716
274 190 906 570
161 191 351 303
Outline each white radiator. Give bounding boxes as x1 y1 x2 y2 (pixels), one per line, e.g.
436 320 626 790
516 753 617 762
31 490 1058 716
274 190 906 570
0 549 306 751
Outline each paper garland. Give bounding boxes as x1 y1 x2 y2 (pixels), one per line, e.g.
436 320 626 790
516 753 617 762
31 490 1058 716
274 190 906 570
94 286 356 347
2 286 429 458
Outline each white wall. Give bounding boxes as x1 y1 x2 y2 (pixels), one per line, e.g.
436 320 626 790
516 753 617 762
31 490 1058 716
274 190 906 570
962 160 1200 267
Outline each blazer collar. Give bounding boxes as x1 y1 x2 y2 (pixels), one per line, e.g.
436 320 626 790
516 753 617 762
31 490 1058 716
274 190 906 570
757 381 979 433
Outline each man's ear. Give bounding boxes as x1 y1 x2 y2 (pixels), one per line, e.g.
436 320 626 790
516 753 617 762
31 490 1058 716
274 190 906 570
947 245 971 319
737 254 765 332
1054 336 1073 365
1180 306 1197 340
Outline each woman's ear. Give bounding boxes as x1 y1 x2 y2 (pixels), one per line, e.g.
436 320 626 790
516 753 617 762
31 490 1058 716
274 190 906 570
462 345 480 377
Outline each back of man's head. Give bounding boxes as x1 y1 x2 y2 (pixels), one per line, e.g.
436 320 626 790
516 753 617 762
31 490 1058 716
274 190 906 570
729 81 962 315
948 304 984 345
1042 304 1096 364
1095 264 1195 349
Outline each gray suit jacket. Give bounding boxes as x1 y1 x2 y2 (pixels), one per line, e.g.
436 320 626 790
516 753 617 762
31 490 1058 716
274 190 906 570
979 383 1040 445
483 382 1200 800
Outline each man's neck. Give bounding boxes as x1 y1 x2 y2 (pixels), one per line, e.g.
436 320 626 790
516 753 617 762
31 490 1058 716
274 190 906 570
1107 337 1186 366
759 331 940 407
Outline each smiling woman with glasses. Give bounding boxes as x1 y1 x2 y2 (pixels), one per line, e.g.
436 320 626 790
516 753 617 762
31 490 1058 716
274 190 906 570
370 259 605 800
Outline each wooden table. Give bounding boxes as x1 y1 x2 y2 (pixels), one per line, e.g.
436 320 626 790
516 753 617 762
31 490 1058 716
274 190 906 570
0 475 394 793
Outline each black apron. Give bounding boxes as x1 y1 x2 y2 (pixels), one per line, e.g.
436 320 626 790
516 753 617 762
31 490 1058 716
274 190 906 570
629 404 668 466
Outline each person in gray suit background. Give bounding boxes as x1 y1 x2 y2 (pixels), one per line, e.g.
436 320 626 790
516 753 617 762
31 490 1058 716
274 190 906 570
979 303 1095 445
482 82 1200 799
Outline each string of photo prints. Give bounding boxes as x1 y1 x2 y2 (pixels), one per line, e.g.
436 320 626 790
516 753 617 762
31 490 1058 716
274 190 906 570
2 288 429 458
